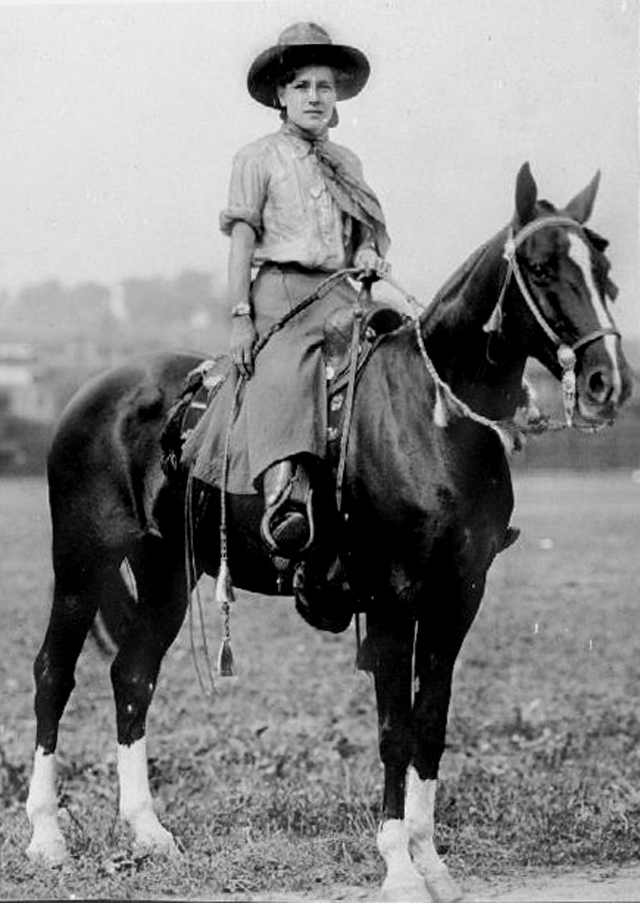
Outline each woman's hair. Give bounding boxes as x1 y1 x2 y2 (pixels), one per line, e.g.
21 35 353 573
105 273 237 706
274 64 339 103
276 67 302 92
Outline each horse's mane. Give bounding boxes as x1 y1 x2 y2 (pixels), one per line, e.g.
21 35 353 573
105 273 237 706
419 226 508 336
430 238 495 308
422 196 595 330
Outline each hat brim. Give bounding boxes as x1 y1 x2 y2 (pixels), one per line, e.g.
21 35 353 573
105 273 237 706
247 43 370 108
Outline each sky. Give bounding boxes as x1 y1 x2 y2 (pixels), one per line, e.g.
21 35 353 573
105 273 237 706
0 0 638 338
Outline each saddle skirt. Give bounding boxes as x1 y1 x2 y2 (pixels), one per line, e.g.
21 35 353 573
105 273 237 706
161 303 406 482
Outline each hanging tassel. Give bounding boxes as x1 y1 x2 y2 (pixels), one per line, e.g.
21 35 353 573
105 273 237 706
483 298 504 335
215 558 235 605
434 380 466 428
433 382 449 427
217 635 236 678
215 558 238 679
562 368 576 428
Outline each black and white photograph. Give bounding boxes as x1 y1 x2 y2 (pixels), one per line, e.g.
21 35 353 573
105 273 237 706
0 1 638 900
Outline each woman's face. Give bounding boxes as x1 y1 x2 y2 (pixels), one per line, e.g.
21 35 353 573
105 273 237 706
277 65 337 135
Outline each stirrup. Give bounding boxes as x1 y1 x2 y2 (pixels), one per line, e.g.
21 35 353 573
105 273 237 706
260 460 316 558
262 501 315 557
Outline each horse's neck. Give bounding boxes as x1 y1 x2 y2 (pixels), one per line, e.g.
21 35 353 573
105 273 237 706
421 233 527 420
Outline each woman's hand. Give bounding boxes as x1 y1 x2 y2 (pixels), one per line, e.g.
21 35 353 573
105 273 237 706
227 222 258 378
353 246 391 279
230 316 257 378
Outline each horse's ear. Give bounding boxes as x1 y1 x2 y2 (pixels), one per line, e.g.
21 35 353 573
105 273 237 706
514 162 538 227
565 170 601 223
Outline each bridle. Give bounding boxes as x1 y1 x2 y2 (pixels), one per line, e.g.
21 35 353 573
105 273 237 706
495 214 620 426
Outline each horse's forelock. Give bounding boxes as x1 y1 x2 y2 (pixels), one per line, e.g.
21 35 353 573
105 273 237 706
583 226 609 252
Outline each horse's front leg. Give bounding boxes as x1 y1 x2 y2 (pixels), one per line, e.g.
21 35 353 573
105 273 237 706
405 644 463 903
405 596 483 903
404 768 461 903
369 614 433 903
110 537 188 857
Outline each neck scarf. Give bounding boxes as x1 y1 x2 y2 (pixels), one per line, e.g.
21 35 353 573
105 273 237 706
283 122 391 256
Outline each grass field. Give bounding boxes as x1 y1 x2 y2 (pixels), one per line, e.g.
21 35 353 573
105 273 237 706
1 472 640 900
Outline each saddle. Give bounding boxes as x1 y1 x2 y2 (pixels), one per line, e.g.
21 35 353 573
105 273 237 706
323 303 407 456
160 357 230 476
161 302 407 478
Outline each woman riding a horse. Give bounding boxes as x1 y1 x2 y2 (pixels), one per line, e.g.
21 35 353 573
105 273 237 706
185 22 389 560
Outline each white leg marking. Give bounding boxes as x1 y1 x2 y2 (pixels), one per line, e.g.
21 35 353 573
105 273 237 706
405 768 462 903
118 739 177 856
568 234 622 405
26 748 67 866
377 818 433 903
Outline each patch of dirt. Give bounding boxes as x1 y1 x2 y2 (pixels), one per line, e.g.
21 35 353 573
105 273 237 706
468 864 640 902
157 866 640 902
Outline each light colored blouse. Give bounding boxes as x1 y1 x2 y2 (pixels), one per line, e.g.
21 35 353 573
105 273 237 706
219 124 362 271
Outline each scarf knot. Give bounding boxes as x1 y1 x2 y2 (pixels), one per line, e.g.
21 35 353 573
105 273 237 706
282 123 390 257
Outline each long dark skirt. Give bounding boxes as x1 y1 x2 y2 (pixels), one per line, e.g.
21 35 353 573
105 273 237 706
184 263 358 494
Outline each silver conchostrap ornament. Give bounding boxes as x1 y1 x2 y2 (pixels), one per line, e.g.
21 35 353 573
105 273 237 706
557 344 577 427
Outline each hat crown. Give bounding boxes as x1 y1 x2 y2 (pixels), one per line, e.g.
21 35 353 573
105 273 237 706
277 22 333 48
247 22 369 109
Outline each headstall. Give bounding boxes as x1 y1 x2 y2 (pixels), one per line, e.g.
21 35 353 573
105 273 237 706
497 215 619 426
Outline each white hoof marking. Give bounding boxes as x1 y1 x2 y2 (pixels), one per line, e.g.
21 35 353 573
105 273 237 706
118 738 177 857
26 821 68 868
378 819 434 903
128 810 179 858
405 769 462 903
422 866 463 903
26 749 67 867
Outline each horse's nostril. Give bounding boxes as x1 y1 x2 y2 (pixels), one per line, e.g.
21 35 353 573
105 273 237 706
587 370 612 403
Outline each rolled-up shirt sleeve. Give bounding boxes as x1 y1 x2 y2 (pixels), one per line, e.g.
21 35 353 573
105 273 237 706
219 147 266 237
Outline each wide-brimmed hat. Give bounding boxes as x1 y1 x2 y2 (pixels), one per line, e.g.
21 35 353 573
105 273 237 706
247 22 370 109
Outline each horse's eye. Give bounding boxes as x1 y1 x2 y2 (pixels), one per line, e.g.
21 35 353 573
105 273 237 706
527 261 550 281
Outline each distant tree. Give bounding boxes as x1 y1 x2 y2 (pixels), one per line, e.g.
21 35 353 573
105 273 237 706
122 276 175 325
8 280 66 341
0 390 10 418
173 270 214 315
67 282 112 336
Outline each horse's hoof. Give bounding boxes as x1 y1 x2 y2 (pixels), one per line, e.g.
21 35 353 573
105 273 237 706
133 837 181 860
132 828 180 860
380 879 434 903
123 810 180 859
423 868 463 903
26 835 68 868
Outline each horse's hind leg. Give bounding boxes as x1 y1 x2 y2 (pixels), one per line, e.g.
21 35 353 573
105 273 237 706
110 535 188 856
26 561 121 865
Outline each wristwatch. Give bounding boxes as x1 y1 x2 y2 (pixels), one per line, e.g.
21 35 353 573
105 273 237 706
230 301 252 318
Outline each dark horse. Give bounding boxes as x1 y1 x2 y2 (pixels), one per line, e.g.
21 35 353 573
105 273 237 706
26 165 631 902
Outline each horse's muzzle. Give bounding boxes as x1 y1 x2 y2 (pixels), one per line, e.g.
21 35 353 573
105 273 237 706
577 354 633 423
